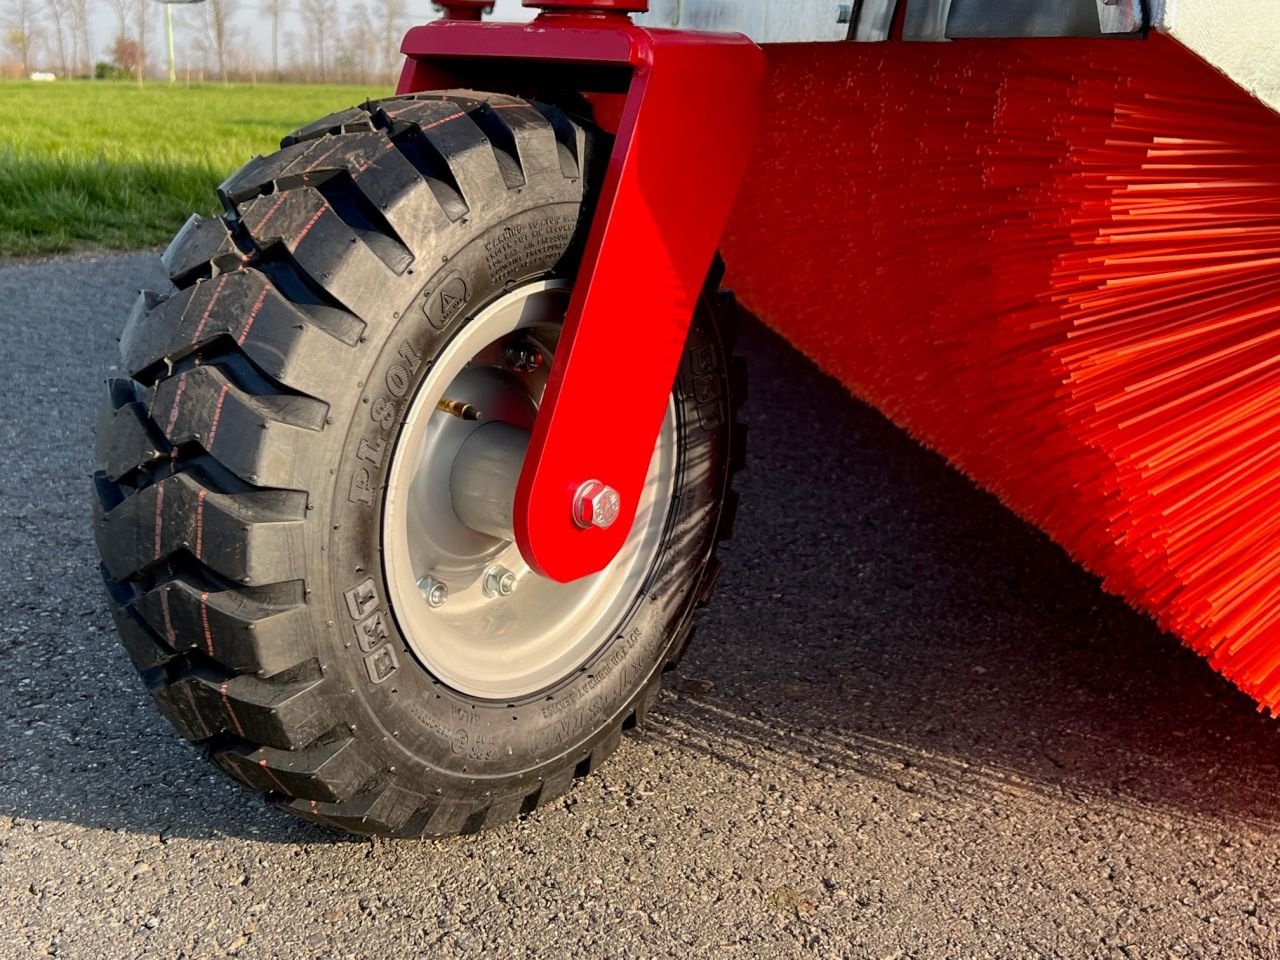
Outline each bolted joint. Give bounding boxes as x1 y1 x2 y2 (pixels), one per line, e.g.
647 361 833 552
418 576 449 608
572 480 621 530
483 565 518 598
504 340 544 373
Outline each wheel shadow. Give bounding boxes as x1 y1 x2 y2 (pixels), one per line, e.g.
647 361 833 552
648 317 1280 832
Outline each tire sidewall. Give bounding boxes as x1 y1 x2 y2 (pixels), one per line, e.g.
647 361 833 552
320 207 731 798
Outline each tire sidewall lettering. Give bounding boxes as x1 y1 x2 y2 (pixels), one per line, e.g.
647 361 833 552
326 210 729 787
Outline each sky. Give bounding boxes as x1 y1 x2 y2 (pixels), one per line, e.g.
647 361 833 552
87 0 536 71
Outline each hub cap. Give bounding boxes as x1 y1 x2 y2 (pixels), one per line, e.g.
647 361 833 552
382 282 677 700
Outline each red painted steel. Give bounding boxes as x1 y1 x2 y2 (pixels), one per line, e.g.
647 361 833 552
399 14 763 582
719 36 1280 713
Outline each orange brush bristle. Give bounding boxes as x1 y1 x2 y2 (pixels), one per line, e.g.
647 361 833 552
723 35 1280 709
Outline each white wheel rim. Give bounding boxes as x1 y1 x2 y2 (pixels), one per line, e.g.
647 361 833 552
382 282 678 700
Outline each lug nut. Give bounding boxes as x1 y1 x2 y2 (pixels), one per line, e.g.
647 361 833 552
483 565 518 598
418 576 449 608
504 341 544 373
573 480 621 530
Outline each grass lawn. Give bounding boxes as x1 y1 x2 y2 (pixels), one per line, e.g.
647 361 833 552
0 80 395 256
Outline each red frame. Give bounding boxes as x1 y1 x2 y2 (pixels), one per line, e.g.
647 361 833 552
398 10 763 582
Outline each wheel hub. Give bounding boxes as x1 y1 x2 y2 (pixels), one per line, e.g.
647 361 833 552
381 282 677 701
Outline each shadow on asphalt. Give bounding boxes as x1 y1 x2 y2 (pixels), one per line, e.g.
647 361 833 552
649 318 1280 833
3 261 1278 841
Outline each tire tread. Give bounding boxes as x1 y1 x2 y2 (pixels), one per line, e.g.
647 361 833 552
94 91 744 838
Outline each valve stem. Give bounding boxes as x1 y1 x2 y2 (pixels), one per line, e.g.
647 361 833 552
436 398 482 420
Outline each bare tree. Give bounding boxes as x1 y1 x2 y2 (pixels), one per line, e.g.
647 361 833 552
4 0 39 75
261 0 284 79
297 0 334 82
196 0 238 80
281 26 300 79
173 3 205 73
130 0 149 79
370 0 404 83
343 2 376 83
43 0 69 75
68 0 90 74
105 0 125 41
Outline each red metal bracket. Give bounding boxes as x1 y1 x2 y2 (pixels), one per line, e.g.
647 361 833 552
398 8 763 582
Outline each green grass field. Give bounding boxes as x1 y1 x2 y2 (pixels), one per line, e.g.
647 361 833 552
0 80 394 256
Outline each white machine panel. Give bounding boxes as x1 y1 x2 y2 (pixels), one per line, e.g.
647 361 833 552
472 0 1280 115
1156 0 1280 116
635 0 854 43
630 0 1137 42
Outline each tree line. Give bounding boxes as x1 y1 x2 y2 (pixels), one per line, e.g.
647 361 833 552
2 0 412 84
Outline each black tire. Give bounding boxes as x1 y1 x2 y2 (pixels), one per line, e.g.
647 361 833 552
92 91 745 837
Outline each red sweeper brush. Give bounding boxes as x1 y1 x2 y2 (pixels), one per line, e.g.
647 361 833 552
721 34 1280 710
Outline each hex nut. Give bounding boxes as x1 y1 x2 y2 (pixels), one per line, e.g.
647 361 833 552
573 480 621 530
484 566 518 598
418 576 449 608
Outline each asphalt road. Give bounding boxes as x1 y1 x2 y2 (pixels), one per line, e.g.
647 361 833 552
2 253 1280 959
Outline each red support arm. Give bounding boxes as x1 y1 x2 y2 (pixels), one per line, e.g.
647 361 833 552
398 10 763 581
